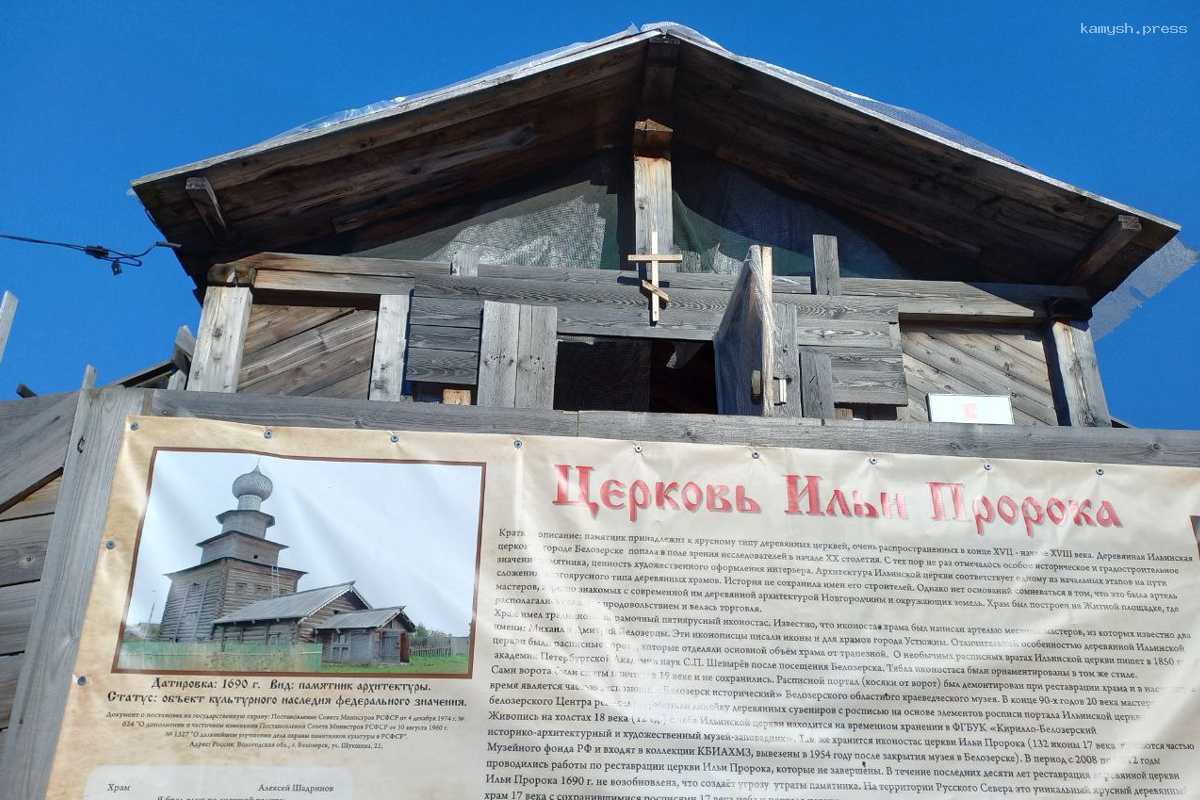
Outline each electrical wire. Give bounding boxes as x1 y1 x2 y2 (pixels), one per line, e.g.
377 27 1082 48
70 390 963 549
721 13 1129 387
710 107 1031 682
0 233 181 275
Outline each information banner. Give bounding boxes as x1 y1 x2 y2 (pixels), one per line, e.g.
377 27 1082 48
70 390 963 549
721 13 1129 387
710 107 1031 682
45 416 1200 799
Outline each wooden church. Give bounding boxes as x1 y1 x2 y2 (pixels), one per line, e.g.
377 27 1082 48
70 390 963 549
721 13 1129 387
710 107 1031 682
1 22 1197 796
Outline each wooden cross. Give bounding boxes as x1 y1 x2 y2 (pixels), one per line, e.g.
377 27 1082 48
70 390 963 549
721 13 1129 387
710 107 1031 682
626 230 680 325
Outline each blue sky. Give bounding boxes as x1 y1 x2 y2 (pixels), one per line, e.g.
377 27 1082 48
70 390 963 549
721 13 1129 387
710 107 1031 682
1 1 1196 426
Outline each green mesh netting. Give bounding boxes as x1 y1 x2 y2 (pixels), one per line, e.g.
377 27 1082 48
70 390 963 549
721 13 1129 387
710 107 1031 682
672 147 913 278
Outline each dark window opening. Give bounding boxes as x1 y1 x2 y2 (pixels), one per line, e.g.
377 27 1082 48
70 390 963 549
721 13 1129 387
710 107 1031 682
554 337 717 414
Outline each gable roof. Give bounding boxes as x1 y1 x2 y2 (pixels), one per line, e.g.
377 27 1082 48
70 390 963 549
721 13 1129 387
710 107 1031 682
131 22 1180 299
312 606 416 633
212 581 365 625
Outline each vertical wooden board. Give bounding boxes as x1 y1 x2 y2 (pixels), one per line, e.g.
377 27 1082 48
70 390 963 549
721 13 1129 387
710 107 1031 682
800 348 836 419
188 286 252 393
713 246 774 415
634 155 674 257
0 292 17 366
369 291 413 402
0 388 145 797
1047 320 1111 427
771 304 802 418
813 234 842 296
477 302 521 407
514 305 558 410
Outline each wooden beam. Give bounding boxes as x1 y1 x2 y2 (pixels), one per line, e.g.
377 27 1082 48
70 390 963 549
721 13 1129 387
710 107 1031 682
185 176 228 239
799 348 835 418
813 234 842 295
369 290 414 402
1069 215 1142 287
1047 319 1111 427
633 153 673 259
442 388 472 405
477 301 521 407
144 388 1200 468
188 286 252 393
0 292 16 367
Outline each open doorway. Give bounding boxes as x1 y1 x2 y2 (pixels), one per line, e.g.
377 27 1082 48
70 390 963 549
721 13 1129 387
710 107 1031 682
553 337 717 414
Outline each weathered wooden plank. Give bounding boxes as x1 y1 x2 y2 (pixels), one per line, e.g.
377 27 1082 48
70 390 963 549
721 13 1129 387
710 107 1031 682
902 329 1058 425
812 234 841 296
246 337 375 398
714 246 774 415
0 292 16 366
799 348 835 418
1047 320 1111 427
914 325 1054 400
0 394 76 515
407 324 481 352
368 291 413 402
0 514 52 588
239 311 377 391
248 253 1089 326
477 302 521 407
142 388 1200 466
0 478 60 523
409 297 483 329
150 388 579 436
514 305 558 409
189 285 252 393
634 156 674 258
0 389 145 797
405 348 478 385
0 654 20 729
793 318 894 349
244 304 355 353
771 304 801 417
0 582 36 656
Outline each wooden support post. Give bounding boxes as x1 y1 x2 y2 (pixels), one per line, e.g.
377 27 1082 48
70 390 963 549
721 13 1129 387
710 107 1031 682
772 304 802 417
477 301 558 409
188 286 252 393
1069 215 1141 286
813 234 842 295
1047 319 1111 427
369 290 413 402
185 176 228 239
799 348 835 419
713 245 775 415
634 151 674 259
450 247 480 277
0 291 16 367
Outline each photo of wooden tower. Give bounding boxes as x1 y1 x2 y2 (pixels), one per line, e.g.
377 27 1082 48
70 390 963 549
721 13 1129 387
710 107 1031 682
158 466 305 641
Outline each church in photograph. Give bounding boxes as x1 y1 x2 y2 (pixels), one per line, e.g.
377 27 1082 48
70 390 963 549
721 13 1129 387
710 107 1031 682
157 466 415 663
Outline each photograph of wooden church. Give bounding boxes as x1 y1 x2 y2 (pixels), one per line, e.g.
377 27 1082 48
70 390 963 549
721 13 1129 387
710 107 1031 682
116 456 479 676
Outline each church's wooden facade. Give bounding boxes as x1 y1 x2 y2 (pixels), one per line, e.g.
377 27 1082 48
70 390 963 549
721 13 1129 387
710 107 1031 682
0 24 1196 798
